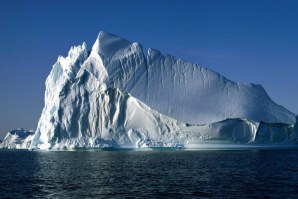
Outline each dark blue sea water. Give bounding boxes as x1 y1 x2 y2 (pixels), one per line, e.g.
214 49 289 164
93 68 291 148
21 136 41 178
0 149 298 198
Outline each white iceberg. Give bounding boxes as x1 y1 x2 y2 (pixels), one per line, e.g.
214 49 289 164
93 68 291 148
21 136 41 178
27 31 297 150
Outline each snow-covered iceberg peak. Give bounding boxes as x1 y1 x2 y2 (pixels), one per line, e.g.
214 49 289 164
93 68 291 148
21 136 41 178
92 31 132 60
90 32 148 94
56 42 88 80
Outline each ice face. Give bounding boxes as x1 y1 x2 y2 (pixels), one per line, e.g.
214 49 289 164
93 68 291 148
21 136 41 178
254 122 294 144
87 31 295 125
29 31 297 150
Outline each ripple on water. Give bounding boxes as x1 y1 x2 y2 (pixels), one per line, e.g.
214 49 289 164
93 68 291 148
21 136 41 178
0 149 298 198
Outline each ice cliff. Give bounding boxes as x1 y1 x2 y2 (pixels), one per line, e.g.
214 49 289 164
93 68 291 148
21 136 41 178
28 31 296 150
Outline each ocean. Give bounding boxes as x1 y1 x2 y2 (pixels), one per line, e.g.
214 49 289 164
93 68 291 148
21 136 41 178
0 149 298 198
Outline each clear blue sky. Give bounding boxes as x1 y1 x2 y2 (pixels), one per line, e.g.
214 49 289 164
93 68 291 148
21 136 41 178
0 0 298 139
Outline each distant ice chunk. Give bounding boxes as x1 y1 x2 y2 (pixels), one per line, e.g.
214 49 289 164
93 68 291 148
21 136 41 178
0 129 34 149
294 116 298 138
295 116 298 129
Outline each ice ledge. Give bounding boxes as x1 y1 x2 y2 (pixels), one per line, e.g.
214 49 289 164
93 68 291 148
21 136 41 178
2 117 297 150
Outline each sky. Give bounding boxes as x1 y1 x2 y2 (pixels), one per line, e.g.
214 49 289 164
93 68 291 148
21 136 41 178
0 0 298 139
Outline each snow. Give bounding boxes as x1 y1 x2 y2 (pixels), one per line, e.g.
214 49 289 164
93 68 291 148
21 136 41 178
0 129 34 149
27 31 297 150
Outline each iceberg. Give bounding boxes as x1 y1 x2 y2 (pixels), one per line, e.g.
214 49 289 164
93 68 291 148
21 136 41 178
27 31 297 150
0 129 34 149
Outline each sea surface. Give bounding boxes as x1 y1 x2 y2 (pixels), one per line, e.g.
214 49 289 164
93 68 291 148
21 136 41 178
0 149 298 198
